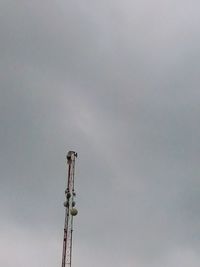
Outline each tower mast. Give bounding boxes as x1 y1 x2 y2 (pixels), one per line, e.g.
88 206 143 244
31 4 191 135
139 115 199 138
61 151 78 267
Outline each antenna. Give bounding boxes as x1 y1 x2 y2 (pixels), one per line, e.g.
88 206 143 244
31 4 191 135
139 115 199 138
61 151 78 267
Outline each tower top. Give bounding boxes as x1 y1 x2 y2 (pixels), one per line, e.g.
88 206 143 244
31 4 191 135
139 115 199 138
66 151 78 162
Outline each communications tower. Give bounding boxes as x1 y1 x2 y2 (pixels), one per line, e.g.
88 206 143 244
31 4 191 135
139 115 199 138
61 151 78 267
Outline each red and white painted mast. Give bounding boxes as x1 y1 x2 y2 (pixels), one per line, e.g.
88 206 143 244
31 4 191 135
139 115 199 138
61 151 78 267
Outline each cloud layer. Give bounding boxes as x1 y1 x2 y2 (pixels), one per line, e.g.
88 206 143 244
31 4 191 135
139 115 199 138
1 0 200 266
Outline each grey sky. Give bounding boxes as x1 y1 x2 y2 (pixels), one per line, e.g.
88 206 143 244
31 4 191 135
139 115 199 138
1 0 200 266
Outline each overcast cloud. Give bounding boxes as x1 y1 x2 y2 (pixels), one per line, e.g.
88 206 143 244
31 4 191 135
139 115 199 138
1 0 200 266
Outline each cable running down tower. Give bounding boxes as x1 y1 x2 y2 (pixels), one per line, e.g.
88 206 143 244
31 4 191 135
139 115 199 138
61 151 78 267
